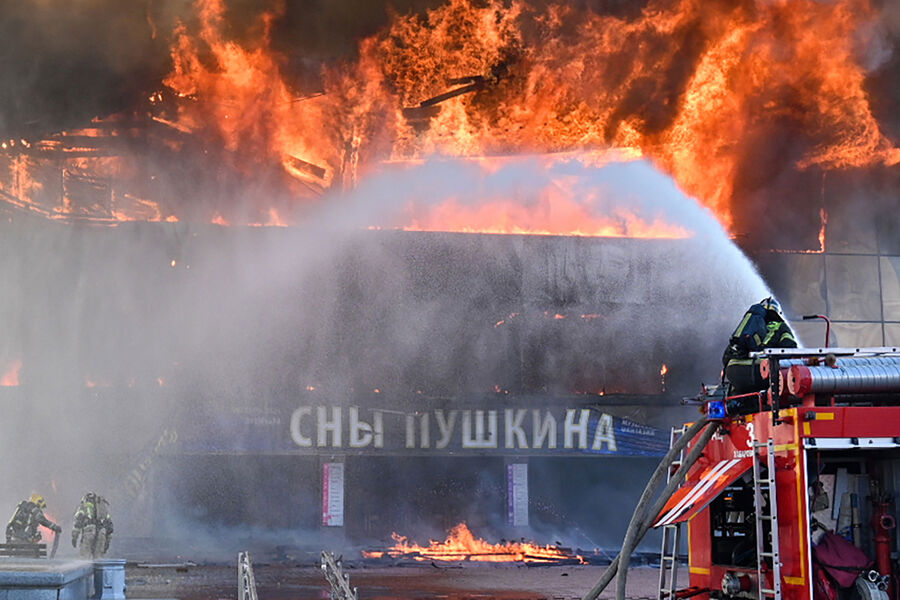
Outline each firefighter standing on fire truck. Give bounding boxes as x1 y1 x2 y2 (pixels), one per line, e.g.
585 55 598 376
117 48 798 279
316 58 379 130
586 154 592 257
5 493 62 544
72 492 113 558
722 297 797 399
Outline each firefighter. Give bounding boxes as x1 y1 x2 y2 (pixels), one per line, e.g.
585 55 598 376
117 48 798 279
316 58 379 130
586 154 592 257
72 492 113 558
5 493 62 544
722 297 797 401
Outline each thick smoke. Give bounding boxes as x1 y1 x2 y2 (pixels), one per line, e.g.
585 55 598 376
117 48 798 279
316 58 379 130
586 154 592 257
0 156 768 558
0 1 167 138
0 0 434 138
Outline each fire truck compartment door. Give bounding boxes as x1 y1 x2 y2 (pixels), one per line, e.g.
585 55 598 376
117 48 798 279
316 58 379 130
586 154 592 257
653 457 752 527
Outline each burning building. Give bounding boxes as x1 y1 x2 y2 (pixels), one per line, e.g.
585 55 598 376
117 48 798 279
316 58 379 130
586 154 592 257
0 0 898 558
0 214 763 552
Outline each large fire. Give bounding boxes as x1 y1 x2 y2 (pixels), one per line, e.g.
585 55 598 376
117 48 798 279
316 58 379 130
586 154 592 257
0 0 897 244
362 522 585 563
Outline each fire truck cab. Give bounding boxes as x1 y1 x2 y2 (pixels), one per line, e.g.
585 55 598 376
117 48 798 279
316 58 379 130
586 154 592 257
655 348 900 600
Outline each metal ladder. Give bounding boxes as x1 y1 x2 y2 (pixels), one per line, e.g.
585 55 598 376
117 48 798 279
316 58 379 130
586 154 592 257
321 550 358 600
658 425 687 600
238 552 259 600
753 438 782 600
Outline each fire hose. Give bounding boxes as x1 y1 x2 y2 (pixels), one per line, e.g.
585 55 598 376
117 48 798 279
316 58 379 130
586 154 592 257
872 499 896 600
49 528 59 559
583 417 720 600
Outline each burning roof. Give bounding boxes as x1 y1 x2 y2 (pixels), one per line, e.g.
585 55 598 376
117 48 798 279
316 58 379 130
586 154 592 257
0 0 897 248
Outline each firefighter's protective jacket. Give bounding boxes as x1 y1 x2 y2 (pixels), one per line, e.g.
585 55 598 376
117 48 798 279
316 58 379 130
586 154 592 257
6 501 61 543
722 303 797 368
72 494 113 551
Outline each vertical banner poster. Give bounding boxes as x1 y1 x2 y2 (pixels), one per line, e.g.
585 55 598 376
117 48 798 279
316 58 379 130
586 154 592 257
322 462 345 526
507 463 529 527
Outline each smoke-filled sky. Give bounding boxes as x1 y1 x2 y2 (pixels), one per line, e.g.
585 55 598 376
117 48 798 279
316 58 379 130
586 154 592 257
0 0 422 137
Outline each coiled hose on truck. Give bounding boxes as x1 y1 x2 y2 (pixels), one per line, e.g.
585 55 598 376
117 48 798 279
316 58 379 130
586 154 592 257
582 416 721 600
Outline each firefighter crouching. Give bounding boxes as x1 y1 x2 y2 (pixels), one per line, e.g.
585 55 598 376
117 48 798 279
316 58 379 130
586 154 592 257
72 492 113 558
6 493 62 544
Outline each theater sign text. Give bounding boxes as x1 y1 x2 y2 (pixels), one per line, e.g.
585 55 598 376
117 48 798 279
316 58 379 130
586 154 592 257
289 406 618 452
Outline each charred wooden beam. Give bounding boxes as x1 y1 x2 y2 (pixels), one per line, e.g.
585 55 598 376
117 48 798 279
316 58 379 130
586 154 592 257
402 57 514 122
287 155 327 180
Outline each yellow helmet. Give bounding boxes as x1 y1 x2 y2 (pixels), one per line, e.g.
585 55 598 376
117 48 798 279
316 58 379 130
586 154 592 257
29 493 46 508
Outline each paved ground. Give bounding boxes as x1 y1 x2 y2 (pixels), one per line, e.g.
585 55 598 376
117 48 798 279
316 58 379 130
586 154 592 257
126 562 664 600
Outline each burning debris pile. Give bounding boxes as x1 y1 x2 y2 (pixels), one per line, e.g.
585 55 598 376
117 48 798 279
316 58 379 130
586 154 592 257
362 523 590 565
0 120 180 224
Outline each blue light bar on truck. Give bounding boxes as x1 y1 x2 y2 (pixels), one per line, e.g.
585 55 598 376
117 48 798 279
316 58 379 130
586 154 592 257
706 400 727 420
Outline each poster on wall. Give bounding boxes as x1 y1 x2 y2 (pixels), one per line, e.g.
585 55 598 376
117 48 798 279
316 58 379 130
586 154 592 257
322 462 344 526
507 463 529 527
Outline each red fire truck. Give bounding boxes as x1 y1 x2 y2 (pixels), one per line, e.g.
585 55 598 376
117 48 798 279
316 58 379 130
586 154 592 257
654 347 900 600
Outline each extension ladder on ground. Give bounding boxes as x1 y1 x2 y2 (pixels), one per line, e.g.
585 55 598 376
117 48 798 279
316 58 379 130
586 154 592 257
238 551 259 600
658 425 687 600
321 550 358 600
753 438 782 600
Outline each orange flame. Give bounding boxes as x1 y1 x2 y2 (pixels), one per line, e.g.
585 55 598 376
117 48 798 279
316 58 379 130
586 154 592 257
164 0 342 193
0 0 895 244
158 0 899 236
1 359 22 386
84 375 111 388
362 523 584 563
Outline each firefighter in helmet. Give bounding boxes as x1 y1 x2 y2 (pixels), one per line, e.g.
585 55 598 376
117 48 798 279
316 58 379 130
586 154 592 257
722 297 797 400
6 493 62 544
72 492 113 558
